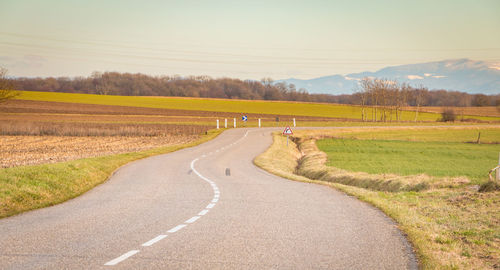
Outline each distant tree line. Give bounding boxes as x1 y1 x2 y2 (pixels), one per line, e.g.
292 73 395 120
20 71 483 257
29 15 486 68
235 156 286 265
0 68 19 103
11 72 314 102
353 78 499 122
7 71 499 108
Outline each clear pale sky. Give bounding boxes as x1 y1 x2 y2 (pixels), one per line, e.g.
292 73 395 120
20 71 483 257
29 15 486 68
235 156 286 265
1 0 499 79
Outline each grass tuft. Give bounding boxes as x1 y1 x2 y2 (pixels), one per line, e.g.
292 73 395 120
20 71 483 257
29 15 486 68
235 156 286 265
479 181 500 192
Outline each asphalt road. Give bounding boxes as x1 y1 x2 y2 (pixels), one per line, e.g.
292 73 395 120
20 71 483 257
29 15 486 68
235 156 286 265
0 128 417 269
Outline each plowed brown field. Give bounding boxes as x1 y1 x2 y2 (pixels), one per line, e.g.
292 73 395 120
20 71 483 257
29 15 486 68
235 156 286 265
2 99 340 168
0 135 197 168
0 99 339 121
0 100 223 167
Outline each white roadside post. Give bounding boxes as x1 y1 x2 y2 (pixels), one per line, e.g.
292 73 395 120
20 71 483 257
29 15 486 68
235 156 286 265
497 153 500 181
293 118 296 127
233 118 236 128
216 119 219 129
225 118 227 128
258 118 261 128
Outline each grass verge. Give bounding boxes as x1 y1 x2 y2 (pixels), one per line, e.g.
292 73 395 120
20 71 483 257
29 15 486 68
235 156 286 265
0 129 223 218
254 128 500 269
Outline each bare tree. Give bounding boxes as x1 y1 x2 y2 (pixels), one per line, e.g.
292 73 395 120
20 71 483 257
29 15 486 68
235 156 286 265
397 82 411 121
376 79 392 122
359 77 378 122
413 85 428 122
371 81 378 121
388 81 399 122
459 93 471 121
360 77 395 122
0 67 19 103
92 71 114 95
355 81 370 121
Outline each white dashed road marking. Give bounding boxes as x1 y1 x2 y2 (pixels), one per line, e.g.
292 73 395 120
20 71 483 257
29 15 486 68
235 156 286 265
104 250 140 266
206 203 215 209
168 224 187 233
185 216 201 223
142 235 167 247
104 130 250 266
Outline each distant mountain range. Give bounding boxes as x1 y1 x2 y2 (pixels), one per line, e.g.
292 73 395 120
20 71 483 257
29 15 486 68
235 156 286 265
278 59 500 95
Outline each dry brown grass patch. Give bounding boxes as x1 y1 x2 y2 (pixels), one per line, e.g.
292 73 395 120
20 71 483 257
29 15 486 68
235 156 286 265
0 135 198 168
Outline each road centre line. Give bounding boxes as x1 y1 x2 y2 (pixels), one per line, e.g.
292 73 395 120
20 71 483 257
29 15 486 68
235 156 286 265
198 209 209 215
168 224 187 233
105 129 251 266
206 203 215 209
104 250 140 266
185 216 201 223
142 235 167 247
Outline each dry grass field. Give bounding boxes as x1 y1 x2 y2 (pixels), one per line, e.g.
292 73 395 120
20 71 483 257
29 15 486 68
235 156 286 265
0 135 197 168
0 100 218 168
0 120 211 136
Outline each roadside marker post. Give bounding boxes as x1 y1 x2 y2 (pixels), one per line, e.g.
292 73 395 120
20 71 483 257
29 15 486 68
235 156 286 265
488 152 500 181
233 118 236 128
497 153 500 181
293 118 296 127
242 115 247 127
216 119 219 129
282 126 293 147
258 118 261 128
225 118 227 128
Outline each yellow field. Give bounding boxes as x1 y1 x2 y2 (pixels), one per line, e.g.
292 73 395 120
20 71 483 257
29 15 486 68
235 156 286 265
16 91 500 122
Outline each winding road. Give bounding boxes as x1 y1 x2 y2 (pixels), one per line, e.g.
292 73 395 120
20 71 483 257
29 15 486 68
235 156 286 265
0 128 417 269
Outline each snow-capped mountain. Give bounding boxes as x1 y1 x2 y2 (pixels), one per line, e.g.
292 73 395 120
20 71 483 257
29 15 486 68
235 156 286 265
278 59 500 95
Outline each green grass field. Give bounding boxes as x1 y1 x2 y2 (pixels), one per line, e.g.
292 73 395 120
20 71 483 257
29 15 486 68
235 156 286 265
315 127 500 183
317 139 499 183
255 127 500 269
330 127 500 143
15 91 500 122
